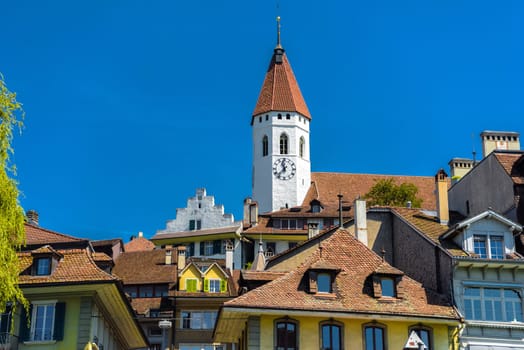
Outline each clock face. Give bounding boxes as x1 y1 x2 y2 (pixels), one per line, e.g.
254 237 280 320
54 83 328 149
273 158 296 180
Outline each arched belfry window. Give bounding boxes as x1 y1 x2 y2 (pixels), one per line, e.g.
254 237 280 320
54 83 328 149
280 133 288 155
262 135 269 157
299 137 305 158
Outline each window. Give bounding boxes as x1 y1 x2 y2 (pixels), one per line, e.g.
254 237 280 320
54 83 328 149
275 319 298 350
473 234 505 259
364 324 385 350
286 113 291 120
380 278 395 297
279 219 303 230
320 322 342 350
409 326 432 350
124 286 138 298
209 279 221 293
189 220 201 231
299 137 305 158
1 306 12 344
204 241 214 256
20 302 66 342
266 242 276 255
280 134 288 155
262 135 269 157
186 279 198 292
35 257 51 276
180 311 217 329
464 287 523 322
318 273 332 293
139 286 154 297
278 113 282 120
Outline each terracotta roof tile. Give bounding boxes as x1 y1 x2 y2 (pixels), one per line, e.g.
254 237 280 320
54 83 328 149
252 51 310 120
92 252 113 262
113 249 177 285
494 152 524 185
225 229 458 320
18 248 115 285
304 172 445 210
24 223 87 245
131 298 162 315
124 237 155 252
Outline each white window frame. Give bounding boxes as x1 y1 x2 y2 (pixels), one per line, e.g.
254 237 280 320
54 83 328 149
208 279 221 293
30 300 57 342
471 233 505 259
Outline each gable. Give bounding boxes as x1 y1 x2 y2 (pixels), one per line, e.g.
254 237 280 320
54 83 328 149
203 264 227 279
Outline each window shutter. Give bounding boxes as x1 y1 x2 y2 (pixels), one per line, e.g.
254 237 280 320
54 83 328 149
220 279 227 293
203 279 209 292
189 220 195 230
53 302 66 341
0 306 11 335
213 240 221 254
19 305 32 341
187 279 196 292
188 242 194 256
199 242 205 256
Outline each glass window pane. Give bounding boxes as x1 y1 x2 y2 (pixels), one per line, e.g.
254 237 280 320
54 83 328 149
332 326 340 350
473 235 487 258
465 287 480 296
490 236 504 259
381 278 395 297
493 301 503 321
318 273 331 293
484 288 500 297
473 300 481 320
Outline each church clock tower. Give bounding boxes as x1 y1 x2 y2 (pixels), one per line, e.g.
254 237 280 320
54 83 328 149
251 17 311 213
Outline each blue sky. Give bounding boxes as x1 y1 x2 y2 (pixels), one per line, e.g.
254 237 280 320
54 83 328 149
3 1 524 241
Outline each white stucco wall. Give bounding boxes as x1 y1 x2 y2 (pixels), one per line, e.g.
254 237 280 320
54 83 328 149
252 111 311 213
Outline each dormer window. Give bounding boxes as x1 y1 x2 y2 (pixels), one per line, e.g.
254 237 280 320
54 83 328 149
317 273 332 293
35 257 51 276
473 234 504 259
380 278 395 297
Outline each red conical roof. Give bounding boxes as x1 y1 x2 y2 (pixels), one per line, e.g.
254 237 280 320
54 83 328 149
252 48 311 123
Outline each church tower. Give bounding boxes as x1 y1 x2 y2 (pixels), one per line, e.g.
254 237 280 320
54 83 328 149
252 17 311 213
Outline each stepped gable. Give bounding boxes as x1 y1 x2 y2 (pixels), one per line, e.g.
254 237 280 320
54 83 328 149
225 228 458 320
304 172 445 210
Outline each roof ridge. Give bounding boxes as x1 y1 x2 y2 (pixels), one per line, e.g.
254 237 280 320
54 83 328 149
25 223 86 242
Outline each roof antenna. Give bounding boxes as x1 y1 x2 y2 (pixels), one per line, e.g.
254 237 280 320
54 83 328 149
472 132 477 165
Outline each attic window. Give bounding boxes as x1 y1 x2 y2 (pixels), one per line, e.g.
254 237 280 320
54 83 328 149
317 273 332 293
309 268 339 295
35 257 51 276
380 278 395 297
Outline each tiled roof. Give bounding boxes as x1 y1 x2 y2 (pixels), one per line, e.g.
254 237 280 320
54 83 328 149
113 249 177 285
131 298 162 315
241 271 286 281
18 248 116 285
389 207 468 257
225 229 458 320
92 252 113 262
494 152 524 185
24 223 87 246
124 236 155 252
304 172 444 210
252 50 311 120
91 238 123 247
152 225 241 240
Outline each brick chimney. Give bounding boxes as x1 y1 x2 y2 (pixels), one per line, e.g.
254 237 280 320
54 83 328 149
26 210 39 225
354 198 368 246
177 246 186 270
435 169 449 225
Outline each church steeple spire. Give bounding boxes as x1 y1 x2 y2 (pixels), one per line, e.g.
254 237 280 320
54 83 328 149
251 17 311 123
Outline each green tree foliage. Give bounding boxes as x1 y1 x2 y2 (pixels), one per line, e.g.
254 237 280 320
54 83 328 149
364 178 423 208
0 74 28 314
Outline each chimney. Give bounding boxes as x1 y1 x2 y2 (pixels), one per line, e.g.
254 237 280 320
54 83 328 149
225 241 234 271
354 198 368 246
435 169 449 225
243 198 259 227
138 231 143 238
307 223 319 239
338 194 344 227
251 242 266 271
26 210 39 225
165 245 173 265
177 246 186 270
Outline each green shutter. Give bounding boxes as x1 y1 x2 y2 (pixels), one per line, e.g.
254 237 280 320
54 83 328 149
19 305 32 341
220 279 227 293
187 279 197 292
53 302 66 341
213 240 221 254
203 279 209 292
